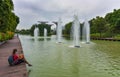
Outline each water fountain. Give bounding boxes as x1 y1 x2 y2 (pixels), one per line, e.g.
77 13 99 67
71 15 80 47
57 18 62 43
44 28 47 37
81 20 90 44
34 27 39 38
82 21 86 43
85 21 90 43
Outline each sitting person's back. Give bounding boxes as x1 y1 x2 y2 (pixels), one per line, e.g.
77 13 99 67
8 55 14 66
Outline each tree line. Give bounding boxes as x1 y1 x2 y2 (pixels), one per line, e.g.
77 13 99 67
17 9 120 39
90 9 120 38
16 23 52 36
64 9 120 39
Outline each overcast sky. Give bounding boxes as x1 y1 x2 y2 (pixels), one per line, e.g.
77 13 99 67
13 0 120 29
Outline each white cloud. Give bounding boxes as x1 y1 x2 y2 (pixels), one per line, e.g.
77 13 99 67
13 0 120 29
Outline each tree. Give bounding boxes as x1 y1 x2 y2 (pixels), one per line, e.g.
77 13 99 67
30 23 51 36
90 16 107 37
105 9 120 36
114 18 120 34
63 22 72 36
0 0 19 32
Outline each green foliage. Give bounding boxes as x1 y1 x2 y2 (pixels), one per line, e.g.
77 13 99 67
105 9 120 35
90 9 120 38
90 16 107 37
0 33 5 41
114 18 120 34
105 9 120 25
30 23 52 36
63 22 72 36
0 0 19 42
29 24 36 36
0 0 19 32
16 29 30 35
114 34 120 40
0 31 14 42
90 33 101 38
63 9 120 39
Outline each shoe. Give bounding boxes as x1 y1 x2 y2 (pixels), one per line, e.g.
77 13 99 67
28 64 32 66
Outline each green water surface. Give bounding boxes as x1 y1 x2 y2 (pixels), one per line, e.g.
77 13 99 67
19 35 120 77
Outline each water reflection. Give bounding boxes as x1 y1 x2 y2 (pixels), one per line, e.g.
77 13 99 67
70 50 80 77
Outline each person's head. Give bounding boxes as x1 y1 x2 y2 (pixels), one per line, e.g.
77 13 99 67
13 49 17 55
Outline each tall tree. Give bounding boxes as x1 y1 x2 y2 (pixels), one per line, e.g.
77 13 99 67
64 22 72 36
0 0 19 32
90 16 107 37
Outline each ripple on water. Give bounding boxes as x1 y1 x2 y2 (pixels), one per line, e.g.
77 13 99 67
20 35 120 77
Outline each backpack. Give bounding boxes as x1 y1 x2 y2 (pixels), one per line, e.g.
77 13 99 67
8 55 14 66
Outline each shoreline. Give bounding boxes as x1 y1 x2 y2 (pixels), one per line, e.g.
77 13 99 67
91 37 120 41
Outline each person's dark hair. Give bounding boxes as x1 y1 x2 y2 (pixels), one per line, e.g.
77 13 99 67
13 49 17 55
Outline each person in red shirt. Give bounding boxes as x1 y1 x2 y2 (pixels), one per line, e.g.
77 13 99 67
12 49 32 66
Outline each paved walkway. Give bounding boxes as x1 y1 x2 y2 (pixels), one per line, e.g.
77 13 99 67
0 36 28 77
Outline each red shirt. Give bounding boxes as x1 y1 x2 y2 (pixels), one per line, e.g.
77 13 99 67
13 54 18 61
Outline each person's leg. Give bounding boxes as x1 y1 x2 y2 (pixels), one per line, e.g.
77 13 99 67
19 54 32 66
22 58 32 66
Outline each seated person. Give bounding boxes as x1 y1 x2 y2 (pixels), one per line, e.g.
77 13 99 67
8 49 32 66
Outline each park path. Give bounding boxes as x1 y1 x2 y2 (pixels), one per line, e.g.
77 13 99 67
0 36 28 77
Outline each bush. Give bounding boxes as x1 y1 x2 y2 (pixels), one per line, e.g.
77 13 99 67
0 31 14 42
0 33 2 41
0 32 5 42
114 35 120 40
6 31 14 39
90 33 101 38
91 33 114 38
